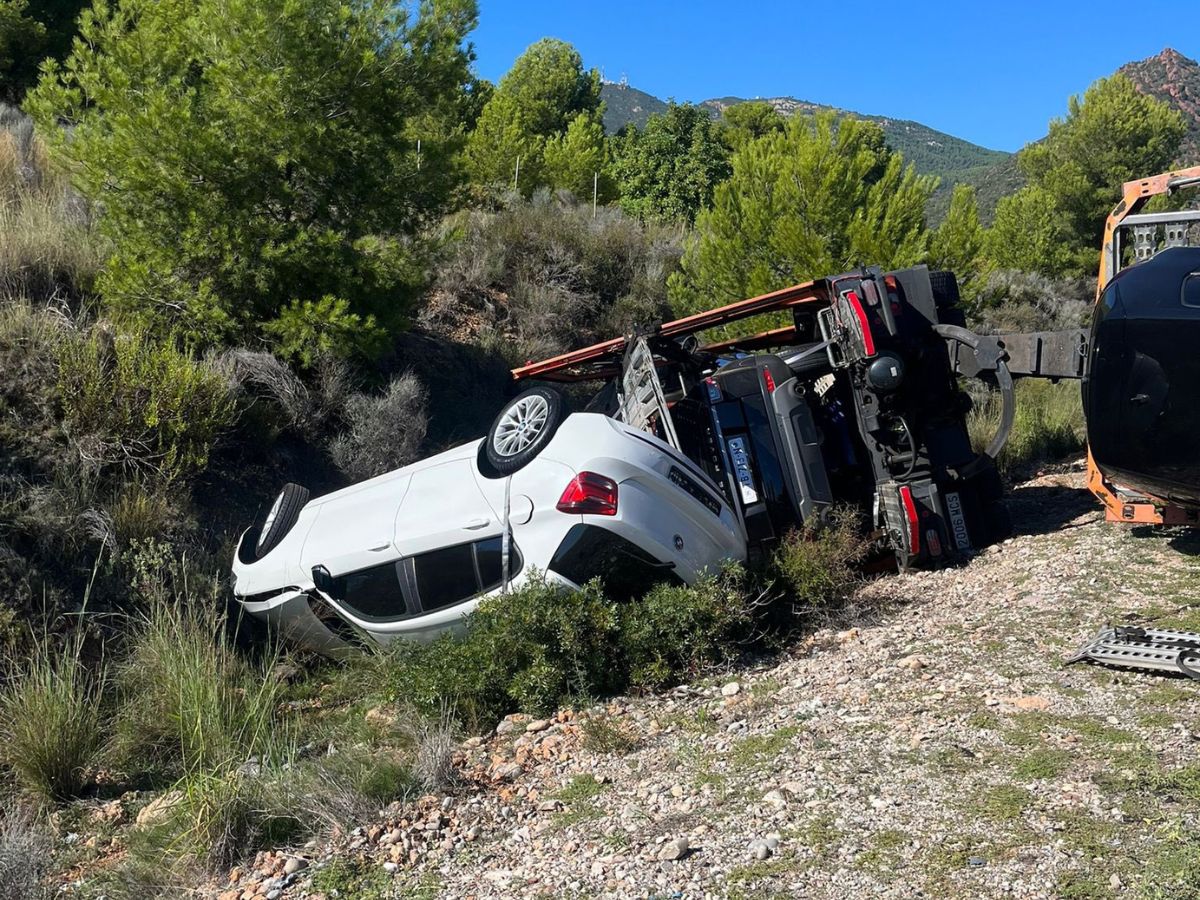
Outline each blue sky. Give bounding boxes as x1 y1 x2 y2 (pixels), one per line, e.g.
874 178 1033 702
470 0 1196 152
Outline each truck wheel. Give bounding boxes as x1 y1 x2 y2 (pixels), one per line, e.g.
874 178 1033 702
929 270 961 310
256 483 310 559
485 387 566 475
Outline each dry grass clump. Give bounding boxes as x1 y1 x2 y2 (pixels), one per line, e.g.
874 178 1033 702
423 191 680 364
0 105 101 302
329 372 428 480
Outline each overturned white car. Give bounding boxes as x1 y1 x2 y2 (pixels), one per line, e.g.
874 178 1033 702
231 390 747 654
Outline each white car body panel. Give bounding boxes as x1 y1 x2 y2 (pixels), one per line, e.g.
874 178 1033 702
231 413 746 653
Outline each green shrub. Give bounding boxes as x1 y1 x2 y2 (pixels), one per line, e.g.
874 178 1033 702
56 326 235 481
384 575 620 727
968 379 1085 474
111 595 288 779
263 295 387 368
0 637 103 802
771 507 868 607
619 568 752 689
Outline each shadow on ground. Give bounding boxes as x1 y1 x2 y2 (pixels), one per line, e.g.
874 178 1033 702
1005 483 1101 537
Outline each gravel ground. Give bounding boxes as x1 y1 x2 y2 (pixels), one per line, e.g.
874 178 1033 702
217 460 1200 900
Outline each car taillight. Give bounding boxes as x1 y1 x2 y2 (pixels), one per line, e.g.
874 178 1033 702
898 485 920 554
761 366 776 393
557 472 618 516
844 290 876 356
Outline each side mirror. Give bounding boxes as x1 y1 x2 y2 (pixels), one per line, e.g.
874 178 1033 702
311 565 334 594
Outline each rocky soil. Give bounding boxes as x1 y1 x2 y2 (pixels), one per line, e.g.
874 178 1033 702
76 461 1200 899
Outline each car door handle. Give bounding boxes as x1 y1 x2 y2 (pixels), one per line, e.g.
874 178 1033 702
368 542 391 551
463 517 490 530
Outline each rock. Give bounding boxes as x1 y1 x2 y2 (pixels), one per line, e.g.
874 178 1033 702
720 681 741 697
765 832 781 851
968 855 986 867
282 857 308 876
462 736 484 749
657 837 689 861
365 706 397 729
526 719 550 733
496 717 521 736
537 799 561 812
493 762 523 782
762 789 787 809
749 839 772 860
135 790 183 827
1008 695 1051 711
897 654 927 670
382 861 399 873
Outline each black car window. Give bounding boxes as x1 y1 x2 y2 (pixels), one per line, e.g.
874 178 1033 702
1182 273 1200 308
414 543 479 611
330 562 408 620
413 537 524 612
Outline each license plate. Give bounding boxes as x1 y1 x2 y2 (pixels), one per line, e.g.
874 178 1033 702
726 437 759 504
945 491 970 550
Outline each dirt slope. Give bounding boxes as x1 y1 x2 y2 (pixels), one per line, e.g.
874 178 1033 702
221 460 1200 900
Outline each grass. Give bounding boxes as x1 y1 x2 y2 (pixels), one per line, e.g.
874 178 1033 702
580 713 639 755
978 784 1032 821
1012 747 1072 780
555 773 607 803
968 379 1085 474
0 635 103 803
728 726 800 767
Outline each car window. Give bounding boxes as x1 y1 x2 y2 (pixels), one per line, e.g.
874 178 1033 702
1183 273 1200 308
330 562 407 620
413 537 523 612
477 536 522 590
414 543 479 611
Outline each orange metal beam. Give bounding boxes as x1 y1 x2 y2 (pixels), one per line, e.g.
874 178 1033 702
511 280 828 381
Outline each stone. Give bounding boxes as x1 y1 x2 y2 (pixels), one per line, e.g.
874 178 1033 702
496 716 522 735
1009 695 1051 711
365 706 397 729
968 856 986 867
282 857 308 876
897 654 927 670
721 681 741 697
762 789 787 809
493 762 522 782
526 719 550 733
382 862 399 874
749 840 772 860
657 837 689 861
135 790 183 827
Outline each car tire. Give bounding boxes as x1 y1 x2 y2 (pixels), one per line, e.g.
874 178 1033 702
255 483 309 559
929 270 961 310
485 387 566 475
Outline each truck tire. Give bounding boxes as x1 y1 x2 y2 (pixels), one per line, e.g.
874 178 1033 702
255 483 310 559
929 270 961 310
485 387 566 476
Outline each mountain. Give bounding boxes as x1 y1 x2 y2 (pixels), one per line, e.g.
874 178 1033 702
600 82 1010 223
1119 47 1200 161
600 83 668 133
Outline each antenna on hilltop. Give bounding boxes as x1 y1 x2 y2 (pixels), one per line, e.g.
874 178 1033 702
620 72 629 89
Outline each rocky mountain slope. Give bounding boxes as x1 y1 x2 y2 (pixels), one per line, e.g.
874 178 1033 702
1120 47 1200 162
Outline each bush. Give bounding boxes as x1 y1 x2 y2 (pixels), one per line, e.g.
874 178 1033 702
424 193 680 364
111 595 288 779
329 373 429 481
0 637 103 802
384 575 621 728
968 379 1086 475
0 810 53 900
771 508 869 609
967 268 1092 333
56 326 236 481
619 568 752 689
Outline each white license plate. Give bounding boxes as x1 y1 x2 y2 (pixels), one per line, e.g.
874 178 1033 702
945 491 970 550
727 437 759 504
